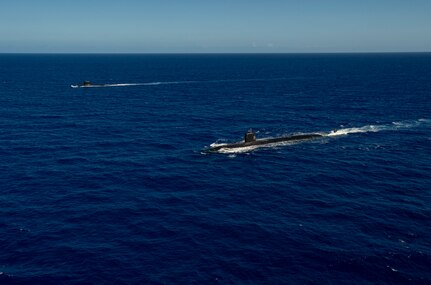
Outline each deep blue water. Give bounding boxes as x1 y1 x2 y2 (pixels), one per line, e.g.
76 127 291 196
1 53 430 284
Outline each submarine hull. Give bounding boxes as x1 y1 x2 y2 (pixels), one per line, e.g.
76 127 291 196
209 133 322 152
71 81 107 88
71 84 106 88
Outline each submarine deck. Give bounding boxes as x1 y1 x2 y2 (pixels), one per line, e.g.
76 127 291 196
209 133 322 151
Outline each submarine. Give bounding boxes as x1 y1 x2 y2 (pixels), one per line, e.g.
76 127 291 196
208 129 323 152
71 81 106 88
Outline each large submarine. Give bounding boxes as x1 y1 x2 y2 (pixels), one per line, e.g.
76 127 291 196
208 129 323 152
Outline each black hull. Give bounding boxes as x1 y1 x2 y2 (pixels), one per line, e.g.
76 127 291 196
209 133 322 152
72 84 106 88
71 81 106 88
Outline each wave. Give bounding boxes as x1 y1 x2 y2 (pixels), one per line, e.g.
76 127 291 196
210 119 430 154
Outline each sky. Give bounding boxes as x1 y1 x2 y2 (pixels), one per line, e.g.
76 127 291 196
1 0 430 53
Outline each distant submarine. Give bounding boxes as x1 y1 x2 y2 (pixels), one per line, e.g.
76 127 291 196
71 81 106 88
208 129 323 152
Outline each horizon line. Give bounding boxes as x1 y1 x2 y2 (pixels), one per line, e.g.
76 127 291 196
1 51 431 55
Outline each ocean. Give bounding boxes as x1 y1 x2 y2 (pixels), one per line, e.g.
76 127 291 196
0 53 430 284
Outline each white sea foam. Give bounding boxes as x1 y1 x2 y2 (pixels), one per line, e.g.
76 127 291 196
326 119 430 137
326 125 381 137
210 142 228 148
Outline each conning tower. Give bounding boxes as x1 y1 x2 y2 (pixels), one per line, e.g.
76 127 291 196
244 129 256 143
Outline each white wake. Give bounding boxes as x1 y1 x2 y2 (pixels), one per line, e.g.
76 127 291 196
326 119 430 137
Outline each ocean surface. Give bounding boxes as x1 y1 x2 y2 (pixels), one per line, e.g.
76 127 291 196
0 53 430 284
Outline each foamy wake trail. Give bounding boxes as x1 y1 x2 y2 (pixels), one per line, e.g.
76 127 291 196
105 82 186 86
210 119 430 154
82 82 165 87
326 125 382 136
325 119 430 137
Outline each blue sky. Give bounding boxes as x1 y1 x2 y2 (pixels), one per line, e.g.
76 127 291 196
1 0 430 53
